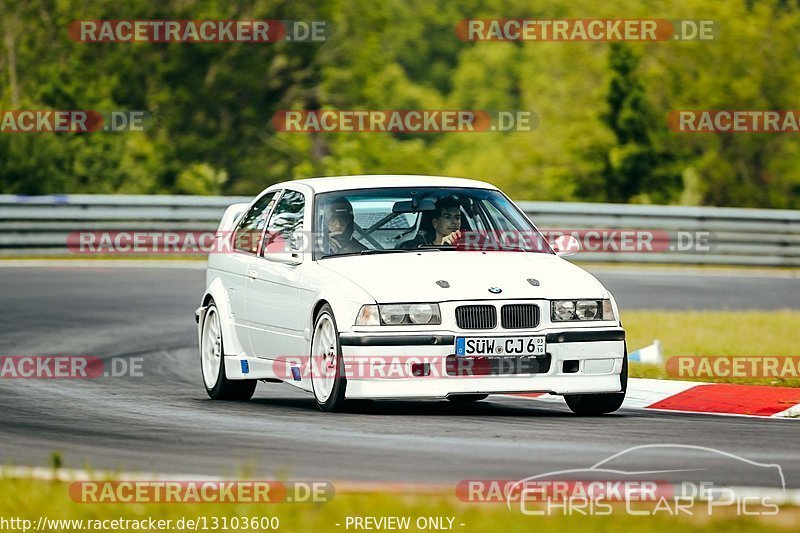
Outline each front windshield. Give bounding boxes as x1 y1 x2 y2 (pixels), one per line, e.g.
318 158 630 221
313 187 553 259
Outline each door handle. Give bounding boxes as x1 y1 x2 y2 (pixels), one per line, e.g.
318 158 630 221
247 269 258 280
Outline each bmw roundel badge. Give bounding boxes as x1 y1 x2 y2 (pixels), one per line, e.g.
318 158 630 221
488 287 502 294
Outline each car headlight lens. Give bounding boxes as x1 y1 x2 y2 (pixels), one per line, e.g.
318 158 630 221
380 304 407 325
576 300 599 320
356 304 441 325
408 304 436 324
552 300 575 321
552 300 611 321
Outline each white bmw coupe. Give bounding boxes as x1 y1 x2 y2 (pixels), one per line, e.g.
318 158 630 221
196 175 627 415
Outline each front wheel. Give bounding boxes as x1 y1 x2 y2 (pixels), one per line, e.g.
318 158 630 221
200 301 257 401
564 347 627 416
310 304 347 412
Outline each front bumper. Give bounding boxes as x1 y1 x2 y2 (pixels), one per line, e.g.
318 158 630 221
338 328 626 399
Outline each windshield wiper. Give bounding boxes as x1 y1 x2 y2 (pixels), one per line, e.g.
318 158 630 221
419 242 529 252
360 248 443 255
359 249 414 255
320 248 435 258
496 244 529 252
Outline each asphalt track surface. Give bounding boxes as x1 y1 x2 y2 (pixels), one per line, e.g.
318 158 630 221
0 264 798 489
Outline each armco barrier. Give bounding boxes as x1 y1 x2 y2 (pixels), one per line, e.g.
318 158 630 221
516 201 800 267
0 194 797 266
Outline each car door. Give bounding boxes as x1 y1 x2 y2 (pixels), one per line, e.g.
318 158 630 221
246 189 307 360
226 190 278 354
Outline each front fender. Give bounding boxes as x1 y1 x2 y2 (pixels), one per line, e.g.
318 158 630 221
307 265 376 336
199 276 248 357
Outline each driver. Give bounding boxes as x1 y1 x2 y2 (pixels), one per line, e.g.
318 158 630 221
400 197 463 248
324 197 366 255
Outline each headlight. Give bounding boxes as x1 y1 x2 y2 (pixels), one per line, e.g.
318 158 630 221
408 303 436 324
355 304 441 325
380 304 407 325
552 300 575 321
552 300 611 321
576 300 598 320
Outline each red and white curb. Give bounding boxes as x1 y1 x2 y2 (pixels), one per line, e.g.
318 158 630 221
511 378 800 419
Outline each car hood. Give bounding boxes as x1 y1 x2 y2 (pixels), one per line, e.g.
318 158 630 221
317 251 608 303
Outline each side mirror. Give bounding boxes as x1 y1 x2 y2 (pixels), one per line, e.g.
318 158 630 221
551 234 580 257
263 231 304 265
265 251 302 265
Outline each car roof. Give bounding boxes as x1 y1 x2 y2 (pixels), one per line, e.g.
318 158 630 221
264 175 500 195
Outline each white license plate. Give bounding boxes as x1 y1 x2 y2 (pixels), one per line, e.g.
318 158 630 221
455 336 545 357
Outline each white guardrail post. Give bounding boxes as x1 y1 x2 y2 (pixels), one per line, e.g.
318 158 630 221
0 194 797 266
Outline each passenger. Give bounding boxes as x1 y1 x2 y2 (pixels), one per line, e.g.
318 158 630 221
400 197 463 248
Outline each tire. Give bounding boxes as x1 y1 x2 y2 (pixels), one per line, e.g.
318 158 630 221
564 345 628 416
310 304 347 412
200 300 257 401
447 394 489 403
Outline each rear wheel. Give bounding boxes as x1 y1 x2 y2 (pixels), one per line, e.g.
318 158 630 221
200 301 257 401
564 346 627 416
447 394 489 403
310 304 347 412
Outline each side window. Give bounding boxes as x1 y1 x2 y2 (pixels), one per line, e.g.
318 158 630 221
263 190 305 254
233 192 277 254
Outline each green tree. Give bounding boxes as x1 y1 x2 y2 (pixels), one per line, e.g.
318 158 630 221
583 43 679 204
